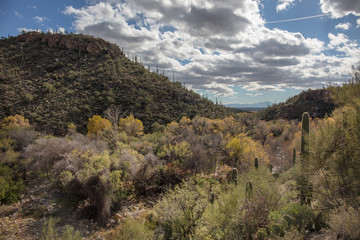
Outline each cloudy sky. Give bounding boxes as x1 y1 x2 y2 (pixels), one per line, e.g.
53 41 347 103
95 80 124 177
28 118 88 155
1 0 359 104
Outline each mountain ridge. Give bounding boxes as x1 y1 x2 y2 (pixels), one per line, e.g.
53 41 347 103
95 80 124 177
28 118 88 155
0 32 230 134
257 88 336 121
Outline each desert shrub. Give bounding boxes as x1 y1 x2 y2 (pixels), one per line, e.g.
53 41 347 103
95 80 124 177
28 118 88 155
24 136 73 176
8 128 38 151
329 204 360 239
0 204 18 217
59 150 119 226
134 152 162 196
41 217 81 240
111 146 144 180
308 68 360 210
203 167 282 239
154 178 210 239
0 159 25 204
270 203 317 234
108 218 153 240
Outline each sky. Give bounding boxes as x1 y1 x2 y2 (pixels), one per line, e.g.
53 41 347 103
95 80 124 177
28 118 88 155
0 0 359 105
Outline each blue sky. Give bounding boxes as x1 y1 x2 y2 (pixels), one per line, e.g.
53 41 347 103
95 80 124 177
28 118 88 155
1 0 359 104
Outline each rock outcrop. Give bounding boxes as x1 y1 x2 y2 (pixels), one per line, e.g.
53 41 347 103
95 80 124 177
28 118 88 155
16 31 123 57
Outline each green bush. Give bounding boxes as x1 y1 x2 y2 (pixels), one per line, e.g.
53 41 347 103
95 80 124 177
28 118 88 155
108 218 153 240
154 178 210 239
0 165 25 204
41 217 81 240
271 203 315 233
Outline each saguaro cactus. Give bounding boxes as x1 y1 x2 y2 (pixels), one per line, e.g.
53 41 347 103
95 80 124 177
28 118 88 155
292 147 296 167
301 112 310 157
245 181 253 198
231 168 238 185
300 112 311 205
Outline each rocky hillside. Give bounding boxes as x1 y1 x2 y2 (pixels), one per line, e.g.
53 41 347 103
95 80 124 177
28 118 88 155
257 88 336 121
0 32 229 134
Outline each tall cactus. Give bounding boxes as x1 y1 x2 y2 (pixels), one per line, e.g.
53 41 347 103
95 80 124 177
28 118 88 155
292 147 296 167
246 181 253 198
300 112 311 205
255 158 259 169
231 168 238 185
301 112 310 157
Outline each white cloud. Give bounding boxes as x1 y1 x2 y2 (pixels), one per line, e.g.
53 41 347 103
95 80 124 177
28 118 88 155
58 27 65 33
33 16 48 23
328 33 360 58
63 0 359 96
276 0 296 12
320 0 360 18
357 19 360 28
246 93 263 97
243 82 286 92
47 27 54 33
18 27 41 33
328 33 349 48
14 11 22 18
335 22 351 30
202 82 236 96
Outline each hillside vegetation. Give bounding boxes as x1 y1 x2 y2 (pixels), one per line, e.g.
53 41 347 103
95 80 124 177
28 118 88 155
0 32 229 134
257 88 335 121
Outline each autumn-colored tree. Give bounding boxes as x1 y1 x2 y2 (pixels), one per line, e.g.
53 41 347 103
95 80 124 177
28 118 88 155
87 115 112 137
0 115 30 130
225 134 269 170
253 120 271 145
191 115 208 136
221 116 242 137
118 115 144 137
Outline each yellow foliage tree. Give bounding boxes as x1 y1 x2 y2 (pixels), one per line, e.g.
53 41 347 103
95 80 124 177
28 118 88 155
118 115 144 137
225 133 269 170
0 114 30 130
221 116 242 136
179 116 191 127
87 115 112 137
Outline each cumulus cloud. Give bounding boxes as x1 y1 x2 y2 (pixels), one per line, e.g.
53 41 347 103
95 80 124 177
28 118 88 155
320 0 360 18
58 27 65 33
335 22 351 30
357 19 360 28
276 0 296 12
18 27 41 33
243 82 286 92
63 0 359 97
33 16 48 23
328 33 360 58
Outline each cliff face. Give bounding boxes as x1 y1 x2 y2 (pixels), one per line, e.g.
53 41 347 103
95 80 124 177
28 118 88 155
16 31 122 57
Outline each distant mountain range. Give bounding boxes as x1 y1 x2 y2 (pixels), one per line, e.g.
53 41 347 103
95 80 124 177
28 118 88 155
226 102 272 110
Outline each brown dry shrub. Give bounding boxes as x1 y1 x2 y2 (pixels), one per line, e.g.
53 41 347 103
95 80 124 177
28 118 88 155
329 204 360 239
